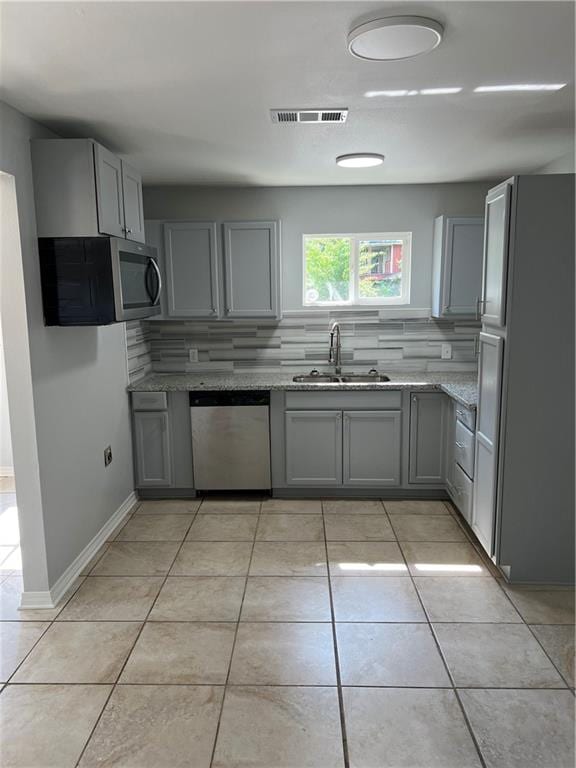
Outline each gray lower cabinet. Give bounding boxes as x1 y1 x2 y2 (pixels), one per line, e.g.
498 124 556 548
133 411 172 487
285 410 342 486
163 222 220 318
409 393 446 484
472 332 503 556
444 399 457 497
132 392 194 491
343 410 401 486
223 220 280 319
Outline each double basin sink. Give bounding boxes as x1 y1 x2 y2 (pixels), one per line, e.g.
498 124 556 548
293 370 391 384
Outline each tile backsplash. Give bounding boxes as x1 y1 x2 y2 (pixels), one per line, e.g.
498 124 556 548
125 320 153 382
126 312 479 382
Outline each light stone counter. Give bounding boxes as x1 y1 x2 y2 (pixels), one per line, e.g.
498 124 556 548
128 371 478 408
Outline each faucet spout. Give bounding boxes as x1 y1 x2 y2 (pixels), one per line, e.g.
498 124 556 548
328 321 342 375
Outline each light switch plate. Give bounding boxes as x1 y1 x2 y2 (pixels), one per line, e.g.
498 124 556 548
441 343 452 360
189 349 199 363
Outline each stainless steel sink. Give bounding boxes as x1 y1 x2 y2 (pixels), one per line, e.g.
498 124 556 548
292 370 390 384
339 374 391 383
292 374 341 383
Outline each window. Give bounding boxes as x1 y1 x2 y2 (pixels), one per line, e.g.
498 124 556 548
303 232 411 306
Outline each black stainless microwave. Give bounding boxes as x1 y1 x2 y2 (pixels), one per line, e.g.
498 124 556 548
38 236 162 325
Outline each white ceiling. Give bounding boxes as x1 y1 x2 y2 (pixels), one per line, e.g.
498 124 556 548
0 1 574 185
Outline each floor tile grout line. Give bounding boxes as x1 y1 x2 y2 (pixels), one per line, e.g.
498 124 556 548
208 498 262 768
10 617 562 625
73 505 200 768
5 680 573 690
399 536 489 768
321 499 351 768
2 557 99 686
491 577 575 691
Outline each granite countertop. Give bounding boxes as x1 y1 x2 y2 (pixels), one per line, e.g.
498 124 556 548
128 371 478 408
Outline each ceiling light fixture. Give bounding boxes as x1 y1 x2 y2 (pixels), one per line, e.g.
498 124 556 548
348 16 443 61
336 153 385 168
474 83 566 93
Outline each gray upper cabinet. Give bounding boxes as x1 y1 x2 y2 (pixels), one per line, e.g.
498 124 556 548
121 160 145 242
472 332 503 556
431 215 484 318
31 138 146 243
343 410 401 486
285 410 342 486
409 392 446 484
133 410 172 487
223 221 280 318
164 222 220 318
480 180 512 328
94 143 125 237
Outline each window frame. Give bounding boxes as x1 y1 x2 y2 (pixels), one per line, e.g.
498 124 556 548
302 231 412 308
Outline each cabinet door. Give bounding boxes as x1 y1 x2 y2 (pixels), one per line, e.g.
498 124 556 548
444 399 457 497
121 161 145 243
285 411 342 486
163 222 220 317
93 143 125 237
223 221 280 318
409 393 446 484
481 181 512 328
472 333 503 556
442 217 484 317
343 410 401 486
133 411 172 487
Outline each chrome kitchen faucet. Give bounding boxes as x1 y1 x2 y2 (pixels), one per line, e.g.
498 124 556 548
328 321 342 375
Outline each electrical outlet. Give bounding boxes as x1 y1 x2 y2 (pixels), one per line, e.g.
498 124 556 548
188 348 199 363
104 446 113 467
441 343 452 360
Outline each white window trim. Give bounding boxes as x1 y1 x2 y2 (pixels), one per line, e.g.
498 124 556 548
302 231 412 307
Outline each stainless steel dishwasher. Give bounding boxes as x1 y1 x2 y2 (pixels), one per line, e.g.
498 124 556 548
190 391 271 490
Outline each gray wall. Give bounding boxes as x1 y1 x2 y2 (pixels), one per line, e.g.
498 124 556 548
0 101 134 588
537 151 575 174
144 182 494 313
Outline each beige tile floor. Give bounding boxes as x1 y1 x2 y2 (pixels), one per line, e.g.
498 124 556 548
1 496 574 768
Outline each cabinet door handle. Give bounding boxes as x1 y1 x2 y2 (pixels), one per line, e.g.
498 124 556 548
475 297 486 320
455 441 465 449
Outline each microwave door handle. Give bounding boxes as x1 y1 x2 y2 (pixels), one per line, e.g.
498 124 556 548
149 258 162 306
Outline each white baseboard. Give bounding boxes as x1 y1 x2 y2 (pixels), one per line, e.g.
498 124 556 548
20 491 138 610
0 466 15 477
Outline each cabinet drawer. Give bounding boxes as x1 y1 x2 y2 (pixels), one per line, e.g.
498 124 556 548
285 391 401 410
455 404 476 431
455 420 475 478
453 462 473 523
132 392 168 411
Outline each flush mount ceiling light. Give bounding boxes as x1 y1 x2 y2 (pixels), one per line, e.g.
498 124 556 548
474 83 566 93
348 16 443 61
336 153 385 168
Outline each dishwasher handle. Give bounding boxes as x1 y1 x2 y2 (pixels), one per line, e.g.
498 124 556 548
189 390 270 408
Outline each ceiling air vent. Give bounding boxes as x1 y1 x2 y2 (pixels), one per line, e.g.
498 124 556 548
271 109 348 124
